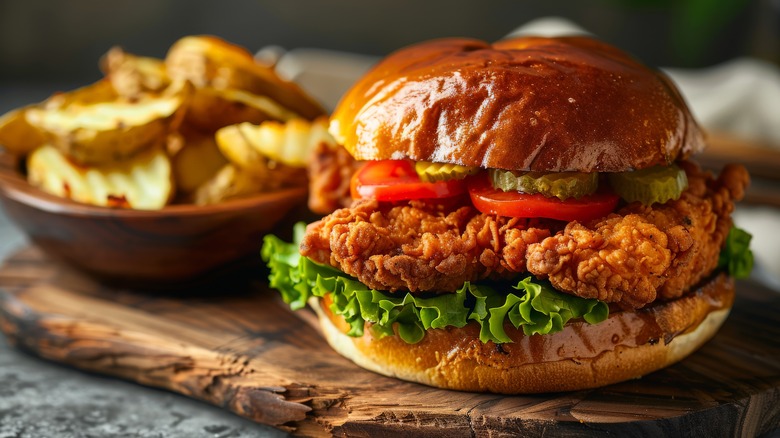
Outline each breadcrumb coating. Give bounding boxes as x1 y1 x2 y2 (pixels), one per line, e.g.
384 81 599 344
301 199 553 292
526 162 748 308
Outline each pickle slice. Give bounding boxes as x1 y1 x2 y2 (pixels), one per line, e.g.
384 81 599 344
415 161 479 182
489 169 598 200
608 164 688 205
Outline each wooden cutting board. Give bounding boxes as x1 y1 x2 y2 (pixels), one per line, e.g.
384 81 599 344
0 246 779 437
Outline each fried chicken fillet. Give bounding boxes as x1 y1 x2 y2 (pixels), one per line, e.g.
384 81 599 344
301 161 748 309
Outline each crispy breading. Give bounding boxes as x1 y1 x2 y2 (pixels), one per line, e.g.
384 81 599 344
301 161 749 308
300 199 553 292
307 143 362 214
526 161 749 308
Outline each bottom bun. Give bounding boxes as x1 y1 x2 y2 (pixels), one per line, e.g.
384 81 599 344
312 273 735 394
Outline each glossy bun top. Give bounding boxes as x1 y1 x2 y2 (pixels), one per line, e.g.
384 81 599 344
330 36 704 172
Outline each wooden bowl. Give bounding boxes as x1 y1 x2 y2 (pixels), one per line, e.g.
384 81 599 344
0 150 307 286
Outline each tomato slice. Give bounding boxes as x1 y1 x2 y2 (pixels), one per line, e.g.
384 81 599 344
351 160 466 201
467 174 619 222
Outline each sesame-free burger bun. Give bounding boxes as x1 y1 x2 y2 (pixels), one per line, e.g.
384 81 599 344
330 36 705 173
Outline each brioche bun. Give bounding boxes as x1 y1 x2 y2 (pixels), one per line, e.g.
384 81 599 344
313 274 733 394
330 36 705 172
315 36 730 394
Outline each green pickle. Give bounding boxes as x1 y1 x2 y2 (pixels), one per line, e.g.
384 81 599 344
608 164 688 205
415 161 480 182
489 169 598 200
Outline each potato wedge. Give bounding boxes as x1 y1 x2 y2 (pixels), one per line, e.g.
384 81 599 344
194 160 306 205
184 86 299 132
101 46 169 98
26 92 185 165
213 122 267 172
165 35 324 120
193 164 269 205
27 144 173 209
170 129 228 194
44 79 119 109
216 117 334 168
0 106 47 156
0 80 118 156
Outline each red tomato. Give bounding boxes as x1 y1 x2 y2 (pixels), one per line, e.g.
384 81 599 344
467 174 619 222
350 160 466 201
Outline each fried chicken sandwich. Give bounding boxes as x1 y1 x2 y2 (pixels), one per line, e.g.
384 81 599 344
262 36 754 393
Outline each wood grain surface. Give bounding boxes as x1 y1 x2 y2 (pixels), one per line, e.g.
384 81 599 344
0 246 778 437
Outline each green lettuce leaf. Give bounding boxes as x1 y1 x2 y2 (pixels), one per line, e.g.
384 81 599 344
718 226 754 279
262 223 609 344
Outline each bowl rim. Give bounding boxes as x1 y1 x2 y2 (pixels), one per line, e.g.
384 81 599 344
0 148 308 218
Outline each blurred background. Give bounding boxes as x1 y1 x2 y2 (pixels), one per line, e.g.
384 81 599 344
0 2 779 437
1 0 779 91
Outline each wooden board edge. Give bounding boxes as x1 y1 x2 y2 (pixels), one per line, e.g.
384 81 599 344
0 289 340 436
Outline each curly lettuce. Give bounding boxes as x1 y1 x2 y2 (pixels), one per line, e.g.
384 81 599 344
262 223 609 344
718 226 754 279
